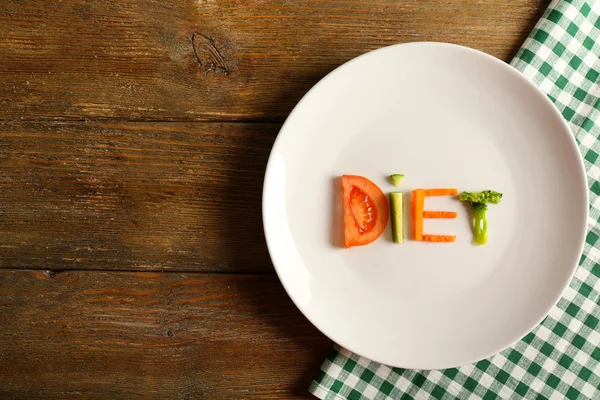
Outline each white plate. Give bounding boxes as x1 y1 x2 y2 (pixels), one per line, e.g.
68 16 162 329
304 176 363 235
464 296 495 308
262 42 588 369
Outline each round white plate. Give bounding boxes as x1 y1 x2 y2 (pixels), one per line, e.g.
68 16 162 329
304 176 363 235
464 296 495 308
262 42 588 369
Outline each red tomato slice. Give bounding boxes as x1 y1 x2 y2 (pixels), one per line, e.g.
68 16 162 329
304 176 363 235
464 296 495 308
341 175 389 248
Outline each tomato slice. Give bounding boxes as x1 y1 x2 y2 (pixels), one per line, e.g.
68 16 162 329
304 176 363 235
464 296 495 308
341 175 389 248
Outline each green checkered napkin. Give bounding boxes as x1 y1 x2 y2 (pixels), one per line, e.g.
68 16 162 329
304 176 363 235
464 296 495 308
310 0 600 398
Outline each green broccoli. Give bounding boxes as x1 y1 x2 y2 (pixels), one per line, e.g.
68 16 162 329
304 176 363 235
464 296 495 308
458 190 503 245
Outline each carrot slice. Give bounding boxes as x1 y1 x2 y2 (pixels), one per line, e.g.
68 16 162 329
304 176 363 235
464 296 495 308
423 235 456 242
423 211 458 219
412 189 424 241
424 188 458 197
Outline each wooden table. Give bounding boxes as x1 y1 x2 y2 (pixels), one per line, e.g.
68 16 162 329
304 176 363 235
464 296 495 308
0 1 548 398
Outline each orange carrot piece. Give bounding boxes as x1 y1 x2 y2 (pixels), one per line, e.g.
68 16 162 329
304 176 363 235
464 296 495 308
423 188 458 197
423 234 456 242
412 189 424 241
423 211 458 219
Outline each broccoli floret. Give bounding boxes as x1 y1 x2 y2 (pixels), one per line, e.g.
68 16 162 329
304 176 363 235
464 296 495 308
458 191 503 245
458 190 502 206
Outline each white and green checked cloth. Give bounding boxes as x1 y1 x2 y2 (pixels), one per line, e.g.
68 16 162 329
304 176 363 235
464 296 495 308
309 1 600 399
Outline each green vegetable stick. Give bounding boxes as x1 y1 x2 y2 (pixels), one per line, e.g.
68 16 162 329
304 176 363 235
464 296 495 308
389 174 405 187
389 192 403 244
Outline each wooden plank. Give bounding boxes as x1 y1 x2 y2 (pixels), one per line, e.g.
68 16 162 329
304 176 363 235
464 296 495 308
0 0 548 121
0 270 332 399
0 121 276 272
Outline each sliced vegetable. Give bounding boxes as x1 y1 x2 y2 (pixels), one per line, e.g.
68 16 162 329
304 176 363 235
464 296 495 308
341 175 389 248
458 190 503 245
423 235 456 242
389 174 405 187
423 188 458 197
423 211 458 219
412 189 424 241
389 192 403 243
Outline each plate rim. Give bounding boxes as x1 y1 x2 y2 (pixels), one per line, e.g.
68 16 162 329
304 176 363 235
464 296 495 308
262 41 589 369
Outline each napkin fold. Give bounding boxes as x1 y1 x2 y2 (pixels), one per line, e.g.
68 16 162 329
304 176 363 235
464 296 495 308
310 0 600 398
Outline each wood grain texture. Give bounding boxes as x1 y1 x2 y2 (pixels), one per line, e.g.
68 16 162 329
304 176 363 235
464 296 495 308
0 0 548 121
0 270 332 399
0 121 276 272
